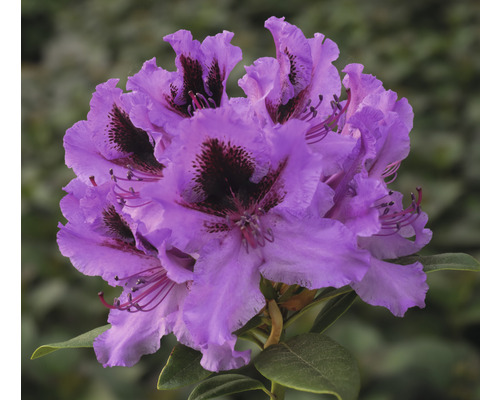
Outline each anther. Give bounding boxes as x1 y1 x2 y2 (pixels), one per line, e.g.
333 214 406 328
207 97 217 108
376 187 424 236
109 169 117 182
306 89 352 143
98 267 175 313
196 93 210 108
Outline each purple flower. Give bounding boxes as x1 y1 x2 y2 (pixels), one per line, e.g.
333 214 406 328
236 17 431 317
130 105 371 371
57 19 432 373
64 79 164 186
239 16 342 139
127 30 242 134
319 66 432 317
57 178 194 366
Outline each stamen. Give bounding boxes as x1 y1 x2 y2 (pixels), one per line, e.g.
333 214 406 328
233 211 274 252
300 95 324 122
98 266 175 312
376 187 423 236
381 161 401 184
109 168 117 182
196 93 210 108
207 97 217 108
300 98 312 114
188 90 203 110
125 164 161 182
108 164 160 208
305 89 351 143
264 228 274 243
188 90 217 112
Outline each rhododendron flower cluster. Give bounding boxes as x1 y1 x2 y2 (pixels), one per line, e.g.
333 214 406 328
58 17 431 372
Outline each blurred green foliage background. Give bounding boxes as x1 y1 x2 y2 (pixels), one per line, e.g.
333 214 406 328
21 0 479 399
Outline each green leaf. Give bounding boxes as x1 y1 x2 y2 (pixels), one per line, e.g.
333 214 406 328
157 344 212 390
233 314 267 337
187 374 269 400
260 275 277 300
283 286 353 329
392 253 480 273
254 333 360 400
277 284 300 303
310 292 358 334
31 324 110 360
314 286 353 302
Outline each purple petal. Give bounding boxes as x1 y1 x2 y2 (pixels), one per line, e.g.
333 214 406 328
306 33 341 118
351 258 428 317
199 337 250 372
334 173 387 237
94 282 189 367
57 180 173 285
268 119 328 214
241 17 341 125
64 79 162 185
265 16 313 103
183 232 265 371
359 208 433 259
64 119 118 185
308 130 358 176
365 113 411 178
238 57 281 124
126 58 185 132
342 63 384 124
259 211 371 288
199 30 243 93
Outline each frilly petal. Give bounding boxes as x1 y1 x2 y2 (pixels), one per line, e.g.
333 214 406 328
94 282 189 367
183 232 265 372
259 211 371 288
351 258 428 317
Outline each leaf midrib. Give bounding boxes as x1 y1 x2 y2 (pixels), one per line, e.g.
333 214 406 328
280 342 341 397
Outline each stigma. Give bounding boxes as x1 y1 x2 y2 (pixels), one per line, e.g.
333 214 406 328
230 209 274 251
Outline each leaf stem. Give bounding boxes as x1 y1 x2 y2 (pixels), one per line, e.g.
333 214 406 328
270 381 286 400
264 299 283 349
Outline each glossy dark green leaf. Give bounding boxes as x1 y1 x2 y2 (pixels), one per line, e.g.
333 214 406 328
260 275 277 300
314 286 353 302
283 286 353 329
157 344 212 390
310 292 358 334
187 374 269 400
233 314 267 337
254 333 360 400
392 253 479 273
31 324 110 360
